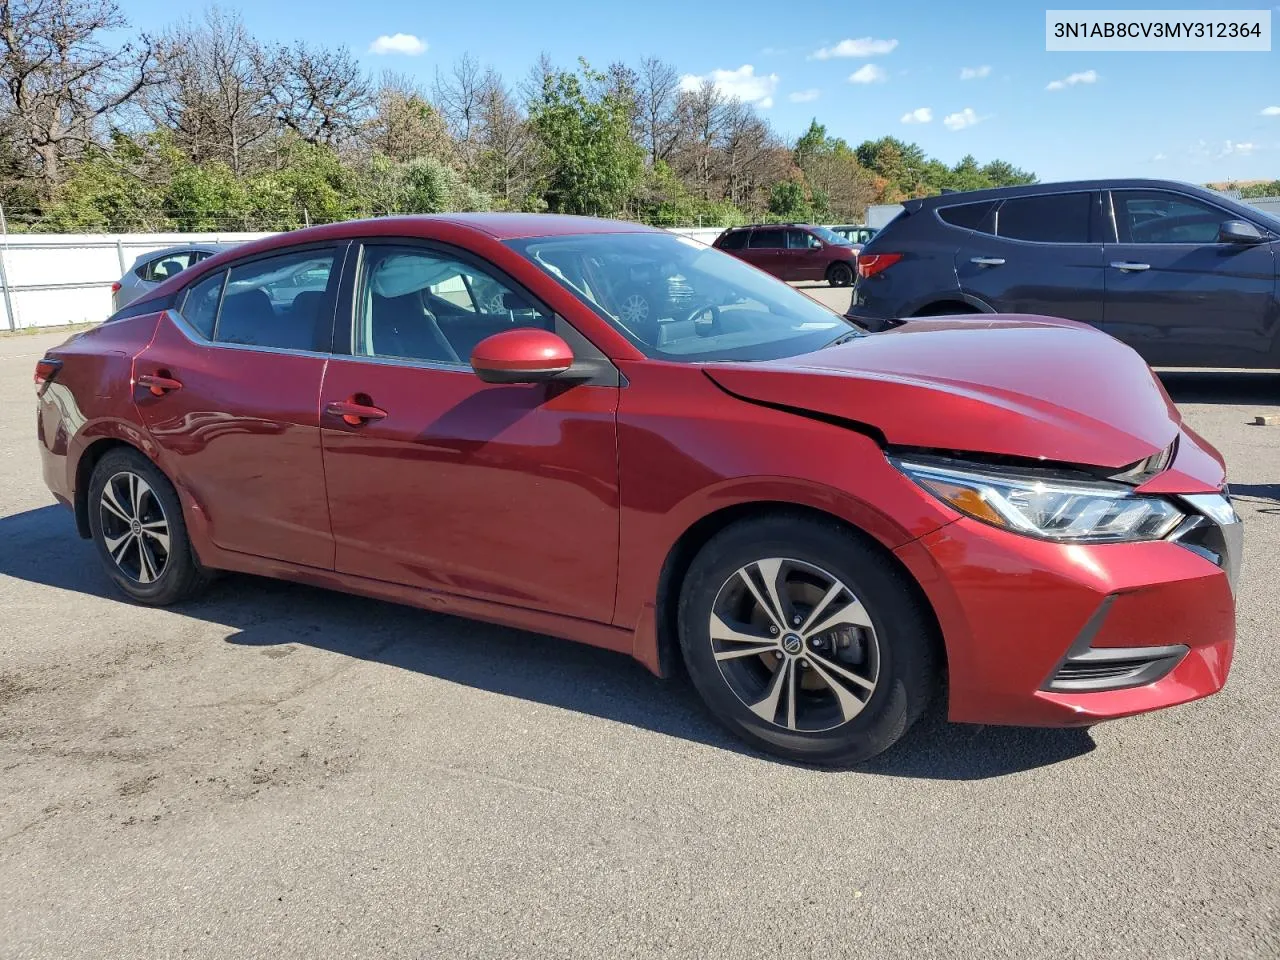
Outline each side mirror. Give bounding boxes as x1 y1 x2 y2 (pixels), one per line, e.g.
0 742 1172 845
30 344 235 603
470 328 574 384
1219 219 1266 245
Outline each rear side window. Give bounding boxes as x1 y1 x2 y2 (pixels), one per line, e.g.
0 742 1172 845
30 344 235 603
718 230 748 250
215 249 336 350
138 251 197 282
938 201 996 233
995 193 1093 243
749 229 785 249
179 271 226 339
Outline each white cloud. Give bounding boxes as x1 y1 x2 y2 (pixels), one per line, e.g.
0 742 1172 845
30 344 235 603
960 65 991 80
1262 106 1280 116
1046 69 1098 91
943 107 985 131
368 33 426 56
848 64 888 85
1219 140 1257 157
810 37 898 59
900 107 933 124
1152 152 1167 161
679 64 779 108
788 88 821 103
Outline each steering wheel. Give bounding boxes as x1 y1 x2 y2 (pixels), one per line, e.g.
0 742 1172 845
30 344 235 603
687 303 723 336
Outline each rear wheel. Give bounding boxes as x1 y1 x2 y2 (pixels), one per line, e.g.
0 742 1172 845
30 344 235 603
87 448 212 605
826 262 854 288
677 515 939 765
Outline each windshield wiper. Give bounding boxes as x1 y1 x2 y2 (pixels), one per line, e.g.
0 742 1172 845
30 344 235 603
824 330 863 348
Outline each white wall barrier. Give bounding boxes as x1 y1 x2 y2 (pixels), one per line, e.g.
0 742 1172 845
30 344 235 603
0 225 727 332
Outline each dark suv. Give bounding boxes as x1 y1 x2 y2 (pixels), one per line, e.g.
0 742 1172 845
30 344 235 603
714 224 860 287
849 178 1280 368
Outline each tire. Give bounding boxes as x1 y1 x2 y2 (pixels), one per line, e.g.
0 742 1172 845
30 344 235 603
677 514 939 765
826 262 854 288
87 448 213 605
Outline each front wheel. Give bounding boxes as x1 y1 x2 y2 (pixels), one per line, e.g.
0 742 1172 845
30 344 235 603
826 262 854 287
677 515 940 765
87 448 213 605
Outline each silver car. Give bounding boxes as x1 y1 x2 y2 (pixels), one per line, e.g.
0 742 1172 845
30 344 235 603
111 243 231 312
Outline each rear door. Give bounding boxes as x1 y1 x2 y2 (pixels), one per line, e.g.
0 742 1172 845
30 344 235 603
743 227 786 276
132 245 342 568
952 191 1106 325
1103 188 1279 366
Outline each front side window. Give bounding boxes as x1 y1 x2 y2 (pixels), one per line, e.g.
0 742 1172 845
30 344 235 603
787 229 821 250
355 246 553 365
511 232 856 362
214 249 335 350
1113 190 1233 244
179 270 226 340
996 193 1093 243
749 229 786 249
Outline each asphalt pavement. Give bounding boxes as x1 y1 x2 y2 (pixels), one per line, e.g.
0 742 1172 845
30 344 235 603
1 300 1277 959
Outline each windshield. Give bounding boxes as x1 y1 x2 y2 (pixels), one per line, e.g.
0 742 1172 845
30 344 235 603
509 232 857 362
809 225 853 246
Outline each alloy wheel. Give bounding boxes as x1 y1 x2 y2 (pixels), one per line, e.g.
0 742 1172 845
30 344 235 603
709 557 880 732
619 293 650 325
98 471 171 584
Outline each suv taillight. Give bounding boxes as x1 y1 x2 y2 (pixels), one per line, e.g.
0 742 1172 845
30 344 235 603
34 357 62 386
857 253 903 279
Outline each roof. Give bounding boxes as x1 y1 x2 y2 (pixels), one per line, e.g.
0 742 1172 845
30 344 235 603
904 178 1231 210
284 212 662 244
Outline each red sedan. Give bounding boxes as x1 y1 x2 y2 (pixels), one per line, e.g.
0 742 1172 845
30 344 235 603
34 214 1241 765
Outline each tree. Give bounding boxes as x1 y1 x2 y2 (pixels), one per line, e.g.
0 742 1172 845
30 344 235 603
767 179 811 221
269 42 372 147
474 71 539 209
635 57 680 167
434 53 485 172
0 0 158 190
672 79 731 199
366 73 452 163
528 60 643 216
146 8 278 174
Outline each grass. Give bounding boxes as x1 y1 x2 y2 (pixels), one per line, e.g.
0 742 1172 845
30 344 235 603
0 321 100 338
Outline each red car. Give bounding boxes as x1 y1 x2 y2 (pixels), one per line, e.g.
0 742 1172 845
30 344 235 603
713 223 861 287
35 214 1240 765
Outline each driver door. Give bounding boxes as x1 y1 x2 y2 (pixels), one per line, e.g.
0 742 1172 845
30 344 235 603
1103 188 1278 366
318 240 621 623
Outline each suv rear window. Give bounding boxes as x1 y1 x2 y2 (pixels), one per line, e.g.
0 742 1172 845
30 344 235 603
995 193 1093 243
938 201 996 232
718 230 748 250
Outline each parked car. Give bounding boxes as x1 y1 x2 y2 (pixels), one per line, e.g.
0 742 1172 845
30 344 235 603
112 243 230 312
830 224 878 245
36 214 1239 765
848 178 1280 368
713 223 861 287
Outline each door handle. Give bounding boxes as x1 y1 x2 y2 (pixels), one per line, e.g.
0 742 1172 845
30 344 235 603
136 373 183 396
970 257 1005 266
1110 261 1151 272
325 399 388 425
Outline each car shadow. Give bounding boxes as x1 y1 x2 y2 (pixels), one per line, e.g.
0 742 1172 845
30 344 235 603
0 504 1095 780
1157 369 1279 406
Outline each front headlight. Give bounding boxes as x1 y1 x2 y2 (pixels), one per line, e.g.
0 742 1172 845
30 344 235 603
894 456 1185 543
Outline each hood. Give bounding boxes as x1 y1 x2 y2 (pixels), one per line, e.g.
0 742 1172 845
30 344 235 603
704 314 1180 470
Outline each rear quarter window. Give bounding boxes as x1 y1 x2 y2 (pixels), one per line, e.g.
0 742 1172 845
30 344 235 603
718 230 748 250
938 201 996 233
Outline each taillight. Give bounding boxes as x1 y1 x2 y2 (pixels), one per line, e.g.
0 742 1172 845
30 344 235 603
111 281 122 294
857 253 903 279
34 357 62 386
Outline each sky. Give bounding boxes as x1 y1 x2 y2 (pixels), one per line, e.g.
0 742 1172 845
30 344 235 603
115 0 1280 184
